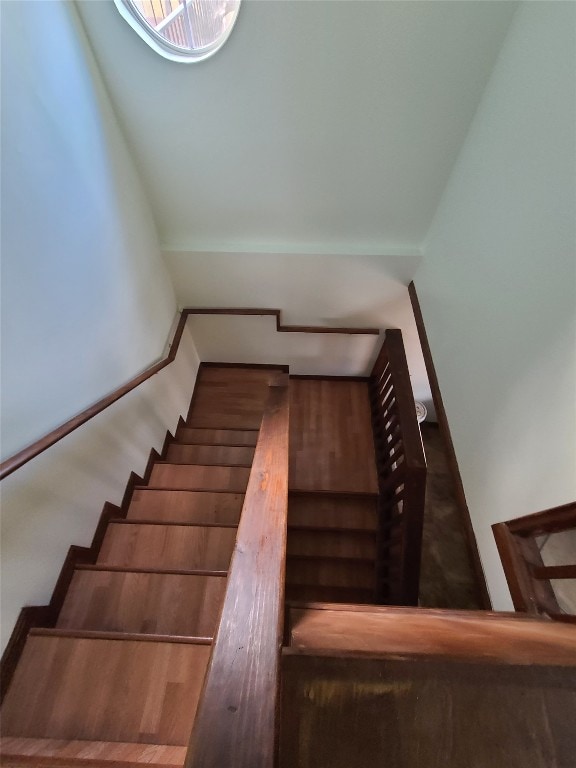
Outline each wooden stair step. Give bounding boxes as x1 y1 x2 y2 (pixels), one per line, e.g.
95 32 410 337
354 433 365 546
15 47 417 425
287 604 576 664
0 738 187 768
187 367 279 430
97 523 236 571
1 633 210 744
287 529 376 560
57 568 227 637
149 464 250 492
286 557 375 590
175 427 258 447
128 489 244 526
285 585 375 605
288 494 378 531
165 444 255 467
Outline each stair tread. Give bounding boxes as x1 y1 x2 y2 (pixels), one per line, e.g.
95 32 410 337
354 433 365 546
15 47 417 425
1 635 210 744
98 522 236 571
148 464 250 493
0 738 187 768
57 569 226 637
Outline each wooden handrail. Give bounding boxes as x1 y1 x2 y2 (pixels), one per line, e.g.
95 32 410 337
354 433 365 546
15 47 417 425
369 329 426 605
0 309 378 481
185 374 289 768
493 501 576 619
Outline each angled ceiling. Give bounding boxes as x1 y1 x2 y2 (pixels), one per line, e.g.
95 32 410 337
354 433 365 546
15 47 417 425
76 0 516 254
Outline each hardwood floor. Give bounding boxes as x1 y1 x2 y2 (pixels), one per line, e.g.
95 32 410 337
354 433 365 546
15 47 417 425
289 379 377 494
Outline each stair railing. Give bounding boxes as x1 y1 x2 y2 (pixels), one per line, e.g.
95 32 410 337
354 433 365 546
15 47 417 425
493 502 576 622
369 329 427 605
185 373 290 768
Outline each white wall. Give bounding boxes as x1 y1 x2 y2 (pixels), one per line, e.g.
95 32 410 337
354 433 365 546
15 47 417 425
414 2 576 610
0 1 201 651
1 324 200 653
1 0 177 460
164 250 434 413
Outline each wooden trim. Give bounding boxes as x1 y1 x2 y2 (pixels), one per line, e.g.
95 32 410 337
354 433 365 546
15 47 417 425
533 565 576 580
505 501 576 535
186 308 379 335
201 362 290 371
29 628 212 645
0 313 189 480
108 519 238 529
289 375 371 382
185 378 289 768
74 565 228 577
493 502 576 619
1 307 375 481
408 281 492 610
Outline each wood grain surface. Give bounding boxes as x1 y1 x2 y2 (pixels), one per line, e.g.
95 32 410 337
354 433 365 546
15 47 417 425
165 445 254 466
288 605 576 665
187 368 278 429
175 427 258 447
0 738 187 768
57 570 227 637
289 380 378 493
185 381 289 768
288 494 378 531
287 530 376 560
280 652 576 768
1 636 210 744
128 490 244 526
286 558 375 590
149 464 250 492
97 523 236 571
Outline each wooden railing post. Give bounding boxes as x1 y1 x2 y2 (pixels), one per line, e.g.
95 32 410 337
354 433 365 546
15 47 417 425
185 374 289 768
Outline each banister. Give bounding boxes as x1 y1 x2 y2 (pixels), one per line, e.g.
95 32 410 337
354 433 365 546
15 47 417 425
185 374 289 768
0 309 378 481
369 329 427 605
493 501 576 620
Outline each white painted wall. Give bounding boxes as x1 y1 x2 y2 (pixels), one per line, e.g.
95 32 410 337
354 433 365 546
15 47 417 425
414 2 576 610
164 251 434 413
1 0 177 460
1 325 200 653
0 1 201 651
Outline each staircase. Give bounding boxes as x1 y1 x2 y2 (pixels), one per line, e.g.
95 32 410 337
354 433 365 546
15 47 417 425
0 365 280 766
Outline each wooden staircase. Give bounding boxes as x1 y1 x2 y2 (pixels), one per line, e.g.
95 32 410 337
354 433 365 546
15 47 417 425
286 493 379 604
0 366 281 766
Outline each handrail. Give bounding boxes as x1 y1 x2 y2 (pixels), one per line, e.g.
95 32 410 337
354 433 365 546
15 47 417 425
185 374 289 768
0 308 378 481
369 329 426 605
493 501 576 622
